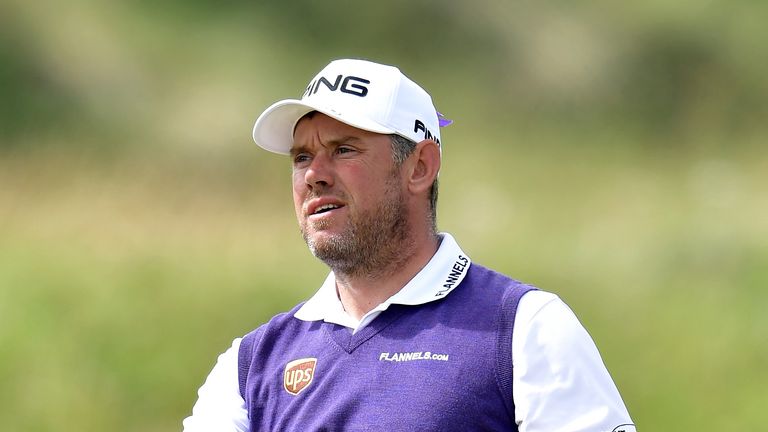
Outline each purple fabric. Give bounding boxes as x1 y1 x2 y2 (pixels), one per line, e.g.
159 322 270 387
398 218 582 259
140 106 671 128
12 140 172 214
238 264 535 431
437 111 453 127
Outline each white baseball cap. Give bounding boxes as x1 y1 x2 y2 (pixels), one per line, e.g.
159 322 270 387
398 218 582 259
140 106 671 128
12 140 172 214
252 59 450 155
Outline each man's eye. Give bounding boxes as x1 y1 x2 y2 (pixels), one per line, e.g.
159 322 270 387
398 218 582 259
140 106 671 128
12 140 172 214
293 154 311 165
336 146 355 155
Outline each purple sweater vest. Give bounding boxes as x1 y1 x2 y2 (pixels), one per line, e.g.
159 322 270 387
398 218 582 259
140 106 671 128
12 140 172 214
238 264 536 431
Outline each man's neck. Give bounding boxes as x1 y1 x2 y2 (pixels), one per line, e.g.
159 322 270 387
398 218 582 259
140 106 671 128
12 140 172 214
333 233 440 321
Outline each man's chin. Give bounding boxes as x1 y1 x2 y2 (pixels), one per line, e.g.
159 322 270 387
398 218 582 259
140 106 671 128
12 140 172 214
305 231 346 253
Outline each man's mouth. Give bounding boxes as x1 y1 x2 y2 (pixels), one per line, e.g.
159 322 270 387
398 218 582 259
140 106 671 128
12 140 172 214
312 203 342 215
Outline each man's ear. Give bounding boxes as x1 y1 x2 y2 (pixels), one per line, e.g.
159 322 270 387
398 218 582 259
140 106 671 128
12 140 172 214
406 139 441 195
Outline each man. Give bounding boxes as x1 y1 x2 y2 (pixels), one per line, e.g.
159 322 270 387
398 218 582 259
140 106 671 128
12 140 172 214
183 59 636 431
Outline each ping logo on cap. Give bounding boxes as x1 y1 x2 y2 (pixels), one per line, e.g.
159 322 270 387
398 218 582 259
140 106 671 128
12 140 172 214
283 357 317 395
414 119 440 145
303 74 370 98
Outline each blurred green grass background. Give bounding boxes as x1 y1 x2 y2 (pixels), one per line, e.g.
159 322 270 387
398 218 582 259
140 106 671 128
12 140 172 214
1 1 767 430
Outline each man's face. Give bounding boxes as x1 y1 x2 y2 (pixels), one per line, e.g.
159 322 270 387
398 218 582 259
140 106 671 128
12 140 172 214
291 113 412 275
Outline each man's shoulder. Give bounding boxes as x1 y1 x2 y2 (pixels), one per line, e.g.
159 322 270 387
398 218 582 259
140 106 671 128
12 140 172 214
240 302 308 343
464 262 540 296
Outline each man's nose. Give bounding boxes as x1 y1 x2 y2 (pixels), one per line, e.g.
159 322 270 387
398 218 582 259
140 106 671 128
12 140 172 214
304 153 334 189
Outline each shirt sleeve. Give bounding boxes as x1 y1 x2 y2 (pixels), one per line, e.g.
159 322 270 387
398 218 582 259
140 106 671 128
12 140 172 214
182 338 249 432
512 291 636 432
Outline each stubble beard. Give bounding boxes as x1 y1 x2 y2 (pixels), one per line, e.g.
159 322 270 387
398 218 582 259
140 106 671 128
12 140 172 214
300 172 413 279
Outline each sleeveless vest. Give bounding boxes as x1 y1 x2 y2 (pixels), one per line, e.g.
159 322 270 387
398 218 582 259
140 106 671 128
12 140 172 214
239 264 535 431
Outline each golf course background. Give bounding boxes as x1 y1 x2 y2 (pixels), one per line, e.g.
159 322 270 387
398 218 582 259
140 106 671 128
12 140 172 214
1 1 766 430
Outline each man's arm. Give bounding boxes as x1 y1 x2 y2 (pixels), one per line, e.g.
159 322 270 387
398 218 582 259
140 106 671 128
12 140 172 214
182 338 249 432
512 291 636 432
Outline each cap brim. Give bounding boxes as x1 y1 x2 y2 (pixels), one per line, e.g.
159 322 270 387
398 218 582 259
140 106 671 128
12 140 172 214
252 99 396 155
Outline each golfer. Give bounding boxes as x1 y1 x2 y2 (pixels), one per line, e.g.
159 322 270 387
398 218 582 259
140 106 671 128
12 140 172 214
183 58 636 431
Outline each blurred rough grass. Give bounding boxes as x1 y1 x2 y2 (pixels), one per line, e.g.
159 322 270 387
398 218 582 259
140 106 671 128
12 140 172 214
1 0 767 431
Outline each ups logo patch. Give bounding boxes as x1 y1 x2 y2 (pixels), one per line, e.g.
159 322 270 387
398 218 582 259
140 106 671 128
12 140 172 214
283 358 317 396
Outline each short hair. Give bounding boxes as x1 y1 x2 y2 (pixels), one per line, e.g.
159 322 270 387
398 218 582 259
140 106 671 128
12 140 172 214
389 134 439 231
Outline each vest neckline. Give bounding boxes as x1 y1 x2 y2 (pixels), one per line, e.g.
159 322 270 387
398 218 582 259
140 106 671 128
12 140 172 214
323 305 408 353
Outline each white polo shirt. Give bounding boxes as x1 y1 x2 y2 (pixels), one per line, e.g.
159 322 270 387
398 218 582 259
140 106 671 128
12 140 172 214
183 233 636 431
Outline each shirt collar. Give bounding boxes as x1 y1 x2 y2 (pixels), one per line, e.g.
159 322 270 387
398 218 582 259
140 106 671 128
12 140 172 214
294 232 471 324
